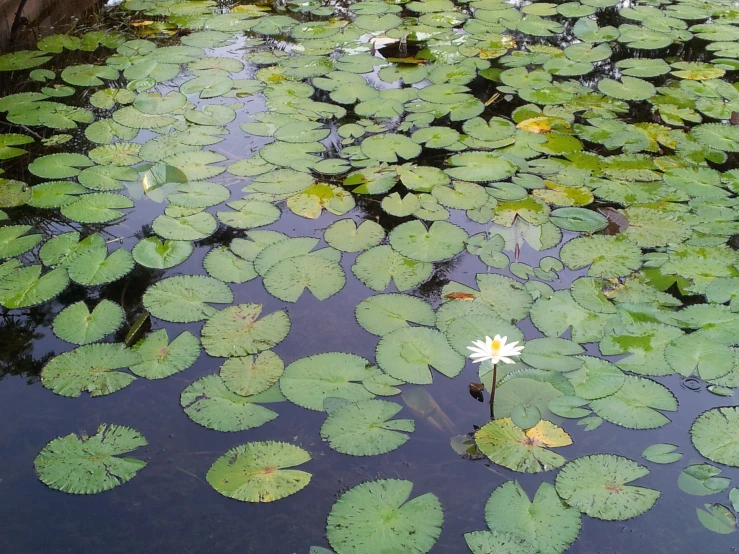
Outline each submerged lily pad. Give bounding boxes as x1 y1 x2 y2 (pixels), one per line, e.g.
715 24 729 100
34 424 147 494
327 479 443 554
207 441 310 502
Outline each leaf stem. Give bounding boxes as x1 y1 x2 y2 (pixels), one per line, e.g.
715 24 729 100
489 363 497 420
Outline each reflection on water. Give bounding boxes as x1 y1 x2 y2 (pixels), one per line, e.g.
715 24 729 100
0 0 101 51
1 0 739 552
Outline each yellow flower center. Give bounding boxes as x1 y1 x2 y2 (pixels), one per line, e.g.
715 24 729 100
491 340 501 352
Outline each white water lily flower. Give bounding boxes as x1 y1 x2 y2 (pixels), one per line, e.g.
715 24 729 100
467 335 524 365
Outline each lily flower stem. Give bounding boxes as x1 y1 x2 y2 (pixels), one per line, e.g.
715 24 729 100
489 363 497 420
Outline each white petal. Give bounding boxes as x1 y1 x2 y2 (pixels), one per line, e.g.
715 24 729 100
499 357 516 364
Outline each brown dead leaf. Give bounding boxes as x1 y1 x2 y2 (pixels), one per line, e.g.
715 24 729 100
444 292 475 301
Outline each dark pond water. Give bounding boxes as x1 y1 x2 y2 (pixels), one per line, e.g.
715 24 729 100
2 0 739 552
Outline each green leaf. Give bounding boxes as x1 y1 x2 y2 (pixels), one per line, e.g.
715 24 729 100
520 338 584 372
475 418 572 473
61 64 118 86
388 221 467 262
483 481 581 554
324 219 385 253
590 376 677 429
130 330 201 379
132 237 193 269
280 352 378 411
355 293 435 336
327 479 443 554
560 235 642 278
67 247 133 286
207 441 310 501
691 407 739 468
360 134 422 163
152 212 217 241
143 275 233 323
28 153 93 179
0 265 69 308
665 335 733 380
53 300 124 345
642 443 682 464
182 375 279 432
697 504 737 535
201 304 290 357
377 327 464 384
353 245 433 292
0 225 42 259
555 454 660 520
220 351 284 396
61 192 133 224
263 255 346 302
445 152 519 182
549 207 608 232
597 76 656 100
34 424 146 494
464 531 533 554
41 343 140 398
320 399 414 456
678 464 730 496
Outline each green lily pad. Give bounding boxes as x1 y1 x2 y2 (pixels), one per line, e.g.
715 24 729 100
34 424 146 494
678 464 730 496
201 304 290 357
143 275 233 323
207 441 310 502
376 327 465 384
53 300 124 345
388 221 467 262
41 343 140 398
327 479 443 554
324 219 385 253
482 481 581 554
0 265 69 309
130 330 201 379
220 351 284 397
320 399 414 456
555 454 660 520
475 418 572 473
280 352 379 411
181 375 279 432
590 376 677 429
355 293 435 337
353 245 433 292
642 443 682 464
132 237 193 269
691 407 739 468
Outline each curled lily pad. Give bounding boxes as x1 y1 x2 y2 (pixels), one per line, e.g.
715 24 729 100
207 441 310 502
34 424 147 494
327 479 443 554
475 418 572 473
